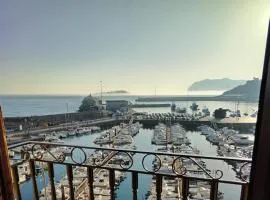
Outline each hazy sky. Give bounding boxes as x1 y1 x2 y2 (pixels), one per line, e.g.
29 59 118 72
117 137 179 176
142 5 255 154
1 0 269 95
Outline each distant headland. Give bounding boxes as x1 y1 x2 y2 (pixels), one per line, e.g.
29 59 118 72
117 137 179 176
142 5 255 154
188 78 246 91
221 78 260 99
136 78 261 102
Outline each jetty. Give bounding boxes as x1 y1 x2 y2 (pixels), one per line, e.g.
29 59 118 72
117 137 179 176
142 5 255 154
147 133 224 199
37 119 140 199
7 118 118 144
135 95 258 102
130 103 170 108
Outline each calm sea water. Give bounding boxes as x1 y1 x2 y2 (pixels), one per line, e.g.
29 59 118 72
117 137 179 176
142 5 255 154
0 95 258 117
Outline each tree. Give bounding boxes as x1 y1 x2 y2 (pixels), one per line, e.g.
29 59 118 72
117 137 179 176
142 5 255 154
213 108 228 119
78 95 98 112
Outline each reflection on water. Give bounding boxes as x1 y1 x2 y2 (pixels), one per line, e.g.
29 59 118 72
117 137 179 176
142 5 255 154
186 131 241 200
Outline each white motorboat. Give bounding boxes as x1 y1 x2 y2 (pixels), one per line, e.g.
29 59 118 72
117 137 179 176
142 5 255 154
45 135 59 142
113 134 133 145
57 131 68 139
151 123 167 145
94 131 112 144
198 125 215 136
220 127 238 137
91 126 101 132
206 133 223 145
176 107 187 113
171 124 190 145
76 127 92 135
228 135 254 146
68 130 76 136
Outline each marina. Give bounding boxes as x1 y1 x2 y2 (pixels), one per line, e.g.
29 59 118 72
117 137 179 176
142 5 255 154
8 117 253 200
4 96 256 200
1 2 269 199
151 123 191 146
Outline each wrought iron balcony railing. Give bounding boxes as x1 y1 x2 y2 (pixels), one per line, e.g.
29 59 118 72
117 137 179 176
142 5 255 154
8 141 252 200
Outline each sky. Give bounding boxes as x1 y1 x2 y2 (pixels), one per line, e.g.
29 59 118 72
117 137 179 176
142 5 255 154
0 0 270 95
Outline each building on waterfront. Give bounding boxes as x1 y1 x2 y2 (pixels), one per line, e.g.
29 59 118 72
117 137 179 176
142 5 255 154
106 100 129 113
78 94 104 112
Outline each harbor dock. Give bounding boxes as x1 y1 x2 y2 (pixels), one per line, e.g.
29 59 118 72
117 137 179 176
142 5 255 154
7 114 256 145
8 119 253 200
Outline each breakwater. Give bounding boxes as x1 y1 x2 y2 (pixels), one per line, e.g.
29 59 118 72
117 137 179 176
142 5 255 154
135 95 258 102
4 111 108 131
130 103 170 108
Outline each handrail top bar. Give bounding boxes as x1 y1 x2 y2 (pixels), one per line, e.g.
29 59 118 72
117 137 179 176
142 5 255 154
8 141 30 149
10 158 248 186
9 141 252 162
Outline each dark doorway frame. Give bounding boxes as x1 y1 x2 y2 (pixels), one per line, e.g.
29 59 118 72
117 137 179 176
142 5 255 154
248 20 270 200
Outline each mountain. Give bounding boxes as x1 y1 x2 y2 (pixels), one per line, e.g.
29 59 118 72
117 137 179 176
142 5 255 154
188 78 246 91
221 78 261 99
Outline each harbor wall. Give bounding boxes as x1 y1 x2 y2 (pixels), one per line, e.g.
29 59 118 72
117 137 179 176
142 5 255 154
5 113 255 134
135 96 259 102
4 111 110 131
130 104 170 108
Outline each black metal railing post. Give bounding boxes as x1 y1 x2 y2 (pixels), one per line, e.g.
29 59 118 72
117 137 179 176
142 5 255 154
66 165 74 200
29 159 39 200
156 175 163 200
47 162 56 200
181 177 189 200
210 179 219 200
132 172 138 200
87 167 94 200
240 183 249 200
61 185 65 200
11 165 21 200
109 169 115 200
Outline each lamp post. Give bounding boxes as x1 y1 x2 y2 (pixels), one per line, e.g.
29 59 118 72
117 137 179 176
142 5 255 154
100 81 103 105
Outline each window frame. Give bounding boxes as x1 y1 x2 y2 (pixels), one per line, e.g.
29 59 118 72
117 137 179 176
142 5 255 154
248 20 270 200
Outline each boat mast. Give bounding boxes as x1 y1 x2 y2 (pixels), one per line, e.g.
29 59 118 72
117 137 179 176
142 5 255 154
65 102 69 127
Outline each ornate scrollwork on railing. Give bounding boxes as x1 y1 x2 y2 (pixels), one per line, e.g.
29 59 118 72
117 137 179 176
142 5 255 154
9 141 252 184
214 170 224 179
142 153 162 172
31 143 66 163
92 155 105 167
70 147 87 165
92 150 134 170
31 144 45 160
238 162 251 182
172 156 187 176
114 151 134 170
171 156 224 180
21 148 31 161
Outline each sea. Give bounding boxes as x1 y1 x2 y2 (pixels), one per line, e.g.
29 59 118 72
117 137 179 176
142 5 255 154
0 95 258 117
1 95 258 200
